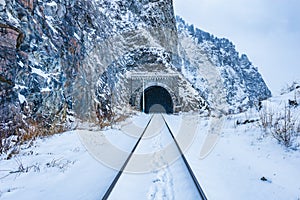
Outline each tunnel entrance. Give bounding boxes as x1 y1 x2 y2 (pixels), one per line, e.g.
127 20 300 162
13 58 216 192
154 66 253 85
140 86 173 114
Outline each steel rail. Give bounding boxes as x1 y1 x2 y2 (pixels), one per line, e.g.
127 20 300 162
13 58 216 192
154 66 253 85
102 114 207 200
101 115 154 200
161 114 208 200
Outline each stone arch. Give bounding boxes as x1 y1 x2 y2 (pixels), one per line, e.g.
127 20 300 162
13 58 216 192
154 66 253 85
134 82 178 113
140 86 173 114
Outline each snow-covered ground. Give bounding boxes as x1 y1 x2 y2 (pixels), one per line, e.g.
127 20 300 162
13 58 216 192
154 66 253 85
1 91 300 200
182 115 300 199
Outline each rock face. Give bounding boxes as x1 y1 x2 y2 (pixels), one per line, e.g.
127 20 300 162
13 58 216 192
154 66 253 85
0 23 24 139
0 0 183 136
0 0 271 140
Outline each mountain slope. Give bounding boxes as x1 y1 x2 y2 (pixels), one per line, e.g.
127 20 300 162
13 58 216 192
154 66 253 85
176 16 271 113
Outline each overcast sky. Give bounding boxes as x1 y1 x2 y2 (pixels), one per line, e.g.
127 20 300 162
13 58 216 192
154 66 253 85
173 0 300 95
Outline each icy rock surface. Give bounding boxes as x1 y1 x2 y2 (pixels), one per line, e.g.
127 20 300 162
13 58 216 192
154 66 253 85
0 0 271 137
0 0 177 135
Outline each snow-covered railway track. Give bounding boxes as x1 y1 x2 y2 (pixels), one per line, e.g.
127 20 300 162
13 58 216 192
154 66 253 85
101 115 154 199
102 114 207 200
162 115 207 200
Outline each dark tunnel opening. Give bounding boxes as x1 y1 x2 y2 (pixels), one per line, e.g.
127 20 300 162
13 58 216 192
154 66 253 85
140 86 173 114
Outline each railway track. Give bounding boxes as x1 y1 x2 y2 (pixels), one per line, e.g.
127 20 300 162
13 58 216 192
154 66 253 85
102 114 207 200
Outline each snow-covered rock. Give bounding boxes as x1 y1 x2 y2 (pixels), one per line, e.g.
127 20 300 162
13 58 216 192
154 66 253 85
0 1 271 141
176 16 271 113
0 0 177 137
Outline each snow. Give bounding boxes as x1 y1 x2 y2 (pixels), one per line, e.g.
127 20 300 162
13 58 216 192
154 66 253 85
106 115 201 199
74 33 80 41
18 93 27 104
1 92 300 199
45 16 58 34
14 84 27 90
6 11 19 25
183 115 300 199
17 61 24 68
41 87 51 92
0 132 117 200
46 1 57 7
0 0 5 6
31 67 49 79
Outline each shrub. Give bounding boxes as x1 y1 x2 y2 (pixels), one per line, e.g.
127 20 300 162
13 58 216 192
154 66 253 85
270 106 297 147
258 106 274 132
259 103 299 148
1 112 68 157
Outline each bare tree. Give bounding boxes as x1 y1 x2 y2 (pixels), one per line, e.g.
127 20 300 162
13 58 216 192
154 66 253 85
270 105 298 147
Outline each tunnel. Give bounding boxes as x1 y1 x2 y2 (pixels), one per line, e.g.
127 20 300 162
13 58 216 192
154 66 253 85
140 86 173 114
